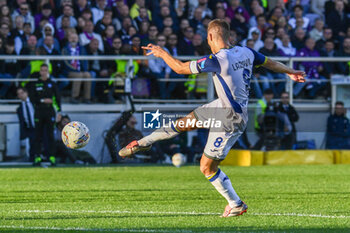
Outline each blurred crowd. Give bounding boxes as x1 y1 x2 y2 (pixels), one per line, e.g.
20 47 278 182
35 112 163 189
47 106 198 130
1 0 350 102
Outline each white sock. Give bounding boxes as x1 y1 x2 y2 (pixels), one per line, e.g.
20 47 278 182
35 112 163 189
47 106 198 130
138 124 181 147
206 169 242 208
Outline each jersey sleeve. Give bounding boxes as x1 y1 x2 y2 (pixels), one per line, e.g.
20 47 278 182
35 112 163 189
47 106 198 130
247 47 268 67
189 54 221 74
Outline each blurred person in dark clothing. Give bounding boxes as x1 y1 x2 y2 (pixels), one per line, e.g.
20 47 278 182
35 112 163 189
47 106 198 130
178 26 195 55
39 35 61 77
315 27 335 52
335 37 350 75
193 33 210 56
326 101 350 149
291 27 307 51
319 39 336 78
28 64 61 166
141 24 158 46
16 87 35 161
0 39 19 99
19 34 37 71
85 38 109 102
257 37 287 97
277 92 299 149
326 0 349 39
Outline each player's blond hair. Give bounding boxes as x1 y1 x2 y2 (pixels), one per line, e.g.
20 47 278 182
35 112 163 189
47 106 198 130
207 19 230 43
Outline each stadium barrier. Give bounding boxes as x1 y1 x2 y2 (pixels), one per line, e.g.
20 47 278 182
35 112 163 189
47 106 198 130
221 149 350 166
0 55 349 105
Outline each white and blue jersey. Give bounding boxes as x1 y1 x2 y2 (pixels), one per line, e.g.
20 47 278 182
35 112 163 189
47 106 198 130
189 46 267 123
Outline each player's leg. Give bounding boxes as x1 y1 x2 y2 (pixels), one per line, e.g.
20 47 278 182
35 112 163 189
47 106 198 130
201 113 248 217
119 112 198 157
201 134 247 217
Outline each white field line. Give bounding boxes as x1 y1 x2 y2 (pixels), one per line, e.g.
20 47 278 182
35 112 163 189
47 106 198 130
0 225 192 233
14 209 350 219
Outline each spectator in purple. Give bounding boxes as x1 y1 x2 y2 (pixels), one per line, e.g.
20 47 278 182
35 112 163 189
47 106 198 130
61 32 91 104
102 24 115 51
91 0 107 24
326 0 349 39
230 6 249 37
11 3 35 33
291 27 307 50
138 21 150 40
37 23 60 52
34 3 55 30
94 8 113 34
56 5 77 29
56 15 71 44
294 37 326 98
177 26 195 55
226 0 250 23
79 20 104 52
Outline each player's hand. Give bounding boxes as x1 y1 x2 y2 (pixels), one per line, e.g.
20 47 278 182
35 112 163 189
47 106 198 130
141 44 165 58
287 70 306 83
43 98 53 104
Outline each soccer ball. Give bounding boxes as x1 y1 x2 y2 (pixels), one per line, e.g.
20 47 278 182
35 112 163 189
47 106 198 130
172 153 186 167
61 121 90 149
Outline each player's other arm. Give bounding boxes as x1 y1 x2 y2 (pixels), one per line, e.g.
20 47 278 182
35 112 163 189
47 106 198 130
142 44 192 75
247 47 305 83
263 58 306 82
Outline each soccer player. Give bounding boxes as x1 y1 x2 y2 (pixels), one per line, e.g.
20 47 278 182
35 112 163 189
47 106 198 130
119 19 305 217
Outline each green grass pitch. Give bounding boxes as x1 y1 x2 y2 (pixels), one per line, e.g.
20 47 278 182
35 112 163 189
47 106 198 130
0 164 349 232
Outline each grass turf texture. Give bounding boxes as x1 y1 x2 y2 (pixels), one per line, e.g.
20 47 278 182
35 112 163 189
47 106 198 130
0 165 349 233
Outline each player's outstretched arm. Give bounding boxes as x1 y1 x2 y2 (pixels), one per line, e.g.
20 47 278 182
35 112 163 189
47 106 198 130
142 44 192 75
262 58 306 82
